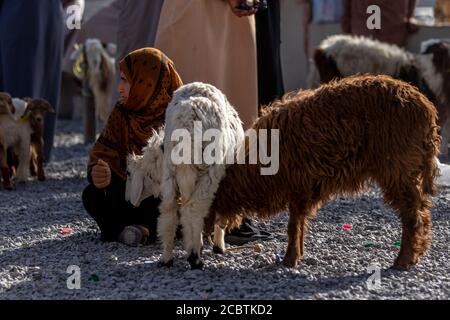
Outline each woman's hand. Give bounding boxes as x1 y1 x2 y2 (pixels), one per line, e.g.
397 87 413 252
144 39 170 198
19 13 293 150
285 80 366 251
227 0 258 18
92 159 111 189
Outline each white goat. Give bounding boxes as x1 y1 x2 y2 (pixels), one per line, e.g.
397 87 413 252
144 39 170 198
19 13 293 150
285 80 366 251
0 94 31 187
308 35 450 154
71 38 117 122
126 82 245 269
436 158 450 187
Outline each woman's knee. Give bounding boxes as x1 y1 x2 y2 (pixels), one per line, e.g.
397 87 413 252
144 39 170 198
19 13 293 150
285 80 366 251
82 184 102 215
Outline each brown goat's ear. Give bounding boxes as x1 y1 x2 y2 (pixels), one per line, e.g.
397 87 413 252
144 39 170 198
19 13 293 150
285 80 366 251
0 93 14 115
28 99 55 114
0 102 10 115
41 101 55 114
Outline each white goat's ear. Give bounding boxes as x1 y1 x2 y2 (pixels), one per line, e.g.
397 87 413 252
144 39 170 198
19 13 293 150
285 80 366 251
71 44 84 60
105 43 117 57
130 171 144 207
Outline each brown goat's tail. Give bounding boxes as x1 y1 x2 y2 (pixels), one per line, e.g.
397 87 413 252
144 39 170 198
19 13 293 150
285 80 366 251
422 124 441 196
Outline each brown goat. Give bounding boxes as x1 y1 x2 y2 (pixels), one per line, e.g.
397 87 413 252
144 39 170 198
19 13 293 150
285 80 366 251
8 99 54 181
210 75 440 270
25 99 54 180
0 92 15 115
0 92 15 190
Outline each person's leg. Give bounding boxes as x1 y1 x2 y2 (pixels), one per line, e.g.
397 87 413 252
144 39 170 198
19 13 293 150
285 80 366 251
255 0 284 109
0 1 44 97
113 0 164 102
0 8 3 91
82 184 127 241
116 0 164 61
82 170 135 241
82 171 161 245
127 196 161 244
226 1 283 241
0 0 64 162
41 1 64 162
115 196 161 246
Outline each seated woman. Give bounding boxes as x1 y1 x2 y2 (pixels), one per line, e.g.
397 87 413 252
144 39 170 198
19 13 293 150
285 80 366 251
82 48 183 246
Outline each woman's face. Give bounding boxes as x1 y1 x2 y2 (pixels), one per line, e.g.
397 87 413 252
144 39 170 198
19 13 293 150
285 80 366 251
118 71 131 103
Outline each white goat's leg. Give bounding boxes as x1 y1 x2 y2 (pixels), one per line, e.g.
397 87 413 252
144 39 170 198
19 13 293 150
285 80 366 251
213 224 226 254
157 193 179 267
179 209 193 255
16 138 31 182
181 201 211 270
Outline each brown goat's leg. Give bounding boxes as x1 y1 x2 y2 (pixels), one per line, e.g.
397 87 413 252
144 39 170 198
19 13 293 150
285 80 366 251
34 142 45 181
0 146 13 190
393 207 432 270
1 167 12 190
283 202 311 268
29 146 37 177
381 180 432 270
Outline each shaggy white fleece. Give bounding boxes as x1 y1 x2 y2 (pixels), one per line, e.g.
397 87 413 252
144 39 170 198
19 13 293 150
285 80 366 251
126 82 245 268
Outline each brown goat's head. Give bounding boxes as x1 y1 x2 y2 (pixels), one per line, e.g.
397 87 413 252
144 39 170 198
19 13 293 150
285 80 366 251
0 92 15 115
22 99 55 131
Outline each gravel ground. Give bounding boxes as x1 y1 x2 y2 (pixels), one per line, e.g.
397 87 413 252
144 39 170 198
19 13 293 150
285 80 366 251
0 120 449 300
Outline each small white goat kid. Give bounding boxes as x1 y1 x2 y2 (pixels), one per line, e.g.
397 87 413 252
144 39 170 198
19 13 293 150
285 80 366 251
126 82 245 269
126 129 165 207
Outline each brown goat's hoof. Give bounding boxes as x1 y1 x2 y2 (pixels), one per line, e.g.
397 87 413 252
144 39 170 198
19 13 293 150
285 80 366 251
158 259 174 268
282 257 299 268
393 255 419 270
213 246 225 254
392 260 413 271
3 182 13 191
391 264 409 271
38 175 46 182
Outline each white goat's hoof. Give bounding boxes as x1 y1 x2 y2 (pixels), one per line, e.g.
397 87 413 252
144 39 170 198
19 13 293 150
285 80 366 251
187 252 204 270
14 175 28 182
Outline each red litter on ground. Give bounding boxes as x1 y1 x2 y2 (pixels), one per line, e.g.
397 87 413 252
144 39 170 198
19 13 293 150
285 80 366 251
60 228 73 234
342 224 353 231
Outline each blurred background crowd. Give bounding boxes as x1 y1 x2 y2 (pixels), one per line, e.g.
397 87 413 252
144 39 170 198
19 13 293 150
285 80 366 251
0 0 449 160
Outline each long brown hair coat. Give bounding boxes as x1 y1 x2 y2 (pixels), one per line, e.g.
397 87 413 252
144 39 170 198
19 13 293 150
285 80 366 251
211 75 440 270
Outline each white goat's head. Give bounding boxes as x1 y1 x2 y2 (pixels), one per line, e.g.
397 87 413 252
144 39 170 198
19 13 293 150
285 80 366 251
86 39 116 75
125 128 165 207
71 38 117 78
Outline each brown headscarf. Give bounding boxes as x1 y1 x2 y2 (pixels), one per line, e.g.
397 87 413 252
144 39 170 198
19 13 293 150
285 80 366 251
88 48 183 181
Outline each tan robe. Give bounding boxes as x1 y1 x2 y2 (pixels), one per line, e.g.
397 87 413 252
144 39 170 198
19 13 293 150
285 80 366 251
155 0 258 129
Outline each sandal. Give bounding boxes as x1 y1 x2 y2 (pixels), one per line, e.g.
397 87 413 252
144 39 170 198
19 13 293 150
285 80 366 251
118 225 150 247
